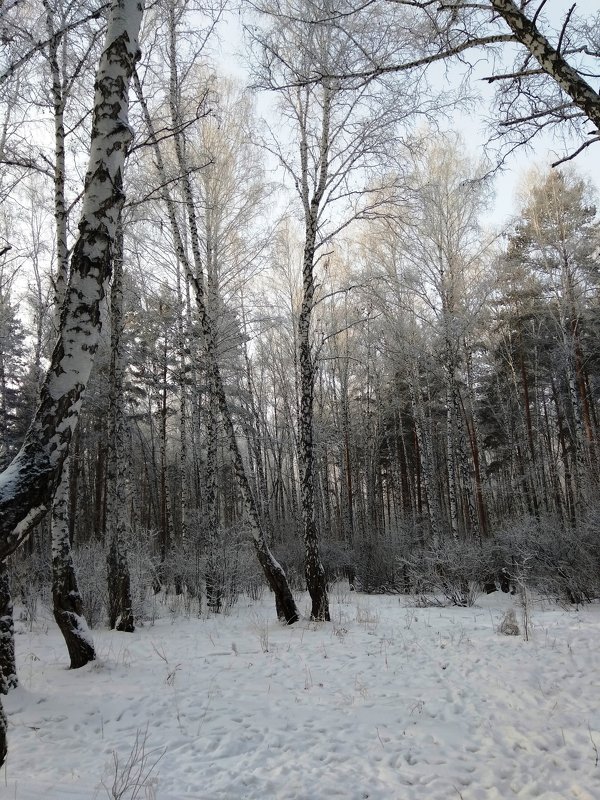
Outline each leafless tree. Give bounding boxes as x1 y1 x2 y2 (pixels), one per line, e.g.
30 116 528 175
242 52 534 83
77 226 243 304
249 0 437 619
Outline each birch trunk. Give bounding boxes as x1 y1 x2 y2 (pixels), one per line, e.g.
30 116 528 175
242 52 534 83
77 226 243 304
298 235 330 620
158 324 172 566
106 225 134 632
296 84 332 622
52 458 96 665
46 0 95 667
205 389 221 611
45 1 69 308
0 0 143 556
204 216 222 611
176 259 188 546
0 0 144 766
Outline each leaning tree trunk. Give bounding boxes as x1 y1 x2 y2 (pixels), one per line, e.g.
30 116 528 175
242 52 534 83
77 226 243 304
0 0 144 766
134 66 299 624
489 0 600 133
52 459 96 667
47 3 95 667
0 0 143 555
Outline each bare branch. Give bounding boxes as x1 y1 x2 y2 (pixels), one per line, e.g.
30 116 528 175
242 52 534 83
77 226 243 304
482 67 543 83
0 4 110 85
556 4 576 56
551 135 600 167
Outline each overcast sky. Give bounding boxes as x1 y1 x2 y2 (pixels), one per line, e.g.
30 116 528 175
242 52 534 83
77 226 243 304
212 1 599 233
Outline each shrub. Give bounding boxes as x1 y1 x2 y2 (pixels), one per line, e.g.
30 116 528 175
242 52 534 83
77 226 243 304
492 514 600 605
353 523 421 594
72 541 107 629
498 608 520 636
10 548 50 625
401 539 494 606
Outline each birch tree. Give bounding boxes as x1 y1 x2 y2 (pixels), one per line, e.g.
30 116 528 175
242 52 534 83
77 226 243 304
251 0 418 619
106 222 134 631
0 1 105 676
187 76 270 610
0 0 144 766
43 0 103 668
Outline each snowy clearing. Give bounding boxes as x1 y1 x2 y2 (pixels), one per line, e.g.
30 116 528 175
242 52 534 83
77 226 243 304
3 587 600 799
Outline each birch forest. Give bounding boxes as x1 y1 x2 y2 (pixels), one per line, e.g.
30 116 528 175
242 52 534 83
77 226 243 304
0 0 599 770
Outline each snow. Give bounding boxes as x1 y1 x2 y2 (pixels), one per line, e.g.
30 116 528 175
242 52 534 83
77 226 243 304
9 505 48 549
0 459 23 499
71 612 96 651
3 587 600 799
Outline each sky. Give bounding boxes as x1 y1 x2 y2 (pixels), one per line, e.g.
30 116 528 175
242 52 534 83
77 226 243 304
211 0 600 232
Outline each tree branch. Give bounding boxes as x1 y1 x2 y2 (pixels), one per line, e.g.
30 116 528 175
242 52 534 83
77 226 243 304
0 4 110 85
551 135 600 167
489 0 600 131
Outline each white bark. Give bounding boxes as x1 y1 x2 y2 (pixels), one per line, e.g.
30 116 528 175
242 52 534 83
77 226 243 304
45 0 96 669
51 456 96 667
0 0 144 765
0 0 144 560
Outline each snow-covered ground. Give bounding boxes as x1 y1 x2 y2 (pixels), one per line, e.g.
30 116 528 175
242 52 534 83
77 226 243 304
3 586 600 799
